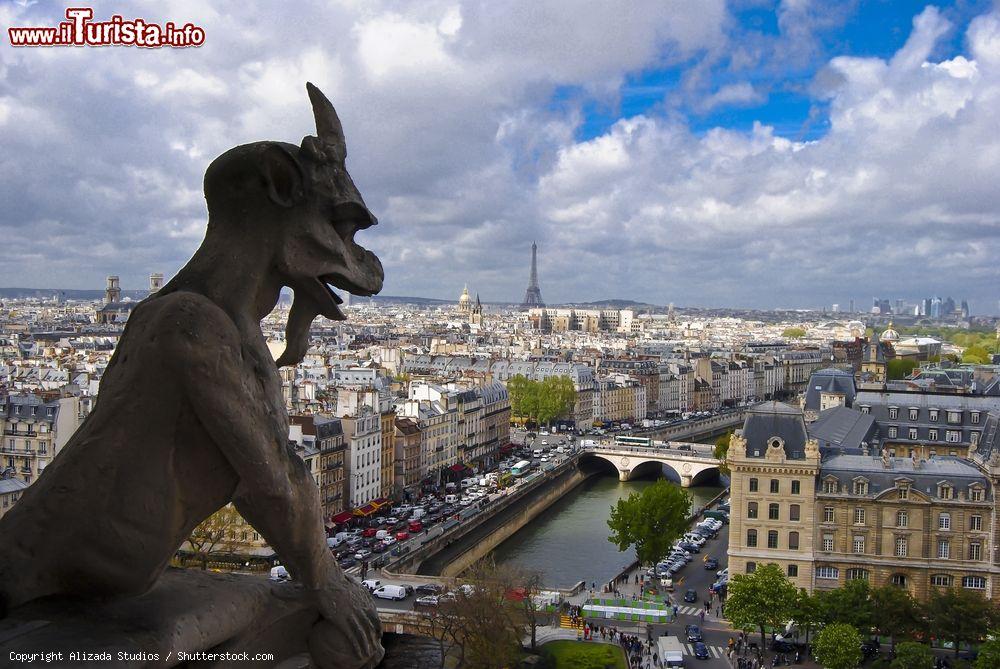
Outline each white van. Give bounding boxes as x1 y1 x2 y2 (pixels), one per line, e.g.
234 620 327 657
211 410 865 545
375 529 390 540
270 565 290 581
410 508 426 520
445 494 458 504
373 584 409 601
532 449 542 458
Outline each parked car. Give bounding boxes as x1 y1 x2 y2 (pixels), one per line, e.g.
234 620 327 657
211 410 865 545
361 579 381 592
415 583 443 596
372 585 409 601
685 625 703 643
414 595 439 608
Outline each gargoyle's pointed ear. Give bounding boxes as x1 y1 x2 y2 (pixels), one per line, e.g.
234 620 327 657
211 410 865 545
306 82 347 157
261 144 304 208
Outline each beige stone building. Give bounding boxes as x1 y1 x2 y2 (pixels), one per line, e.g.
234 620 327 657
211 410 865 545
1 391 81 486
727 402 999 600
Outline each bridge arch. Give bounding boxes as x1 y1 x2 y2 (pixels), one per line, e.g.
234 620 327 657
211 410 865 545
579 450 719 487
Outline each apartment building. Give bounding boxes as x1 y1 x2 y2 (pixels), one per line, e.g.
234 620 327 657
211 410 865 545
1 391 81 486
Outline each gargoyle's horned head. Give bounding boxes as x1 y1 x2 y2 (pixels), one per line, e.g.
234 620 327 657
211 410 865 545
202 83 383 366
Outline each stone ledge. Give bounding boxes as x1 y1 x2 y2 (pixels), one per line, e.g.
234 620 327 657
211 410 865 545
1 568 320 667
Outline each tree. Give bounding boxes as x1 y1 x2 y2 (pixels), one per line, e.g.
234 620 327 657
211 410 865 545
185 504 243 569
891 642 934 669
725 563 798 649
782 327 806 339
507 374 538 423
928 588 996 657
871 585 921 651
713 432 732 477
607 479 690 565
818 578 873 633
537 375 576 425
974 636 1000 669
888 359 918 380
962 345 991 365
515 569 545 651
814 623 863 669
791 588 823 645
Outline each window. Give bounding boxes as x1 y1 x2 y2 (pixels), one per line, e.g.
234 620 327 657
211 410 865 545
853 536 865 554
822 534 834 552
860 405 870 414
939 513 951 530
938 540 950 559
791 480 800 495
747 529 758 547
768 531 779 549
816 566 839 580
889 407 899 419
971 515 983 531
963 576 987 589
929 409 939 422
908 428 918 440
854 508 866 525
746 562 756 574
749 478 758 492
898 487 908 500
770 479 780 494
790 504 800 521
769 503 780 520
891 574 907 587
970 487 984 502
787 564 798 577
948 411 962 424
969 542 982 561
909 408 919 421
895 537 908 557
788 531 799 550
847 568 869 581
823 480 838 494
971 412 981 424
888 427 898 438
929 429 938 441
971 432 979 446
946 431 960 443
897 510 908 528
938 484 954 500
748 502 758 519
823 507 834 523
853 480 869 495
931 574 952 587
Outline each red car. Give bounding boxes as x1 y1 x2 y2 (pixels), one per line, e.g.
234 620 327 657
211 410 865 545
396 531 410 541
362 528 377 538
408 520 423 533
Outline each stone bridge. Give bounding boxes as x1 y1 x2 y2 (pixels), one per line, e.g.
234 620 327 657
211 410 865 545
635 410 746 442
378 608 437 637
580 442 722 487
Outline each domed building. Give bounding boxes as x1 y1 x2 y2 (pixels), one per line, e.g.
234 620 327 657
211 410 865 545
879 322 900 343
458 284 471 314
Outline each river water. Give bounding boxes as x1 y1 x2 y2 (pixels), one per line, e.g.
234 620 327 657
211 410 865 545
492 474 723 588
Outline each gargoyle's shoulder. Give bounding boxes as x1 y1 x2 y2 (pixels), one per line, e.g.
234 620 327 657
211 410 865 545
137 291 241 351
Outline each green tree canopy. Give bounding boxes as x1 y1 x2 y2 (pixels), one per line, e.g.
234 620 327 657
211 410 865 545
814 623 863 669
928 588 997 657
887 358 918 380
818 578 873 633
890 642 934 669
725 563 798 648
782 327 807 339
975 636 1000 669
962 345 991 365
607 479 690 565
792 588 823 644
713 432 731 476
506 374 576 426
871 584 922 651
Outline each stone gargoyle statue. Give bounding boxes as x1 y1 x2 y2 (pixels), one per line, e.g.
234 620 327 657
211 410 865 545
0 83 384 668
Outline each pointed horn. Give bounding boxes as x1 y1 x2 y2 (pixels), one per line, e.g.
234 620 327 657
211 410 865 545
306 82 346 152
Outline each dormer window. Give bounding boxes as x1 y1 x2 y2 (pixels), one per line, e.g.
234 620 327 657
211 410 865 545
938 484 954 500
929 409 939 422
889 407 899 419
971 412 980 424
969 485 984 502
947 411 962 424
898 487 908 500
853 479 869 496
908 408 919 421
823 479 839 494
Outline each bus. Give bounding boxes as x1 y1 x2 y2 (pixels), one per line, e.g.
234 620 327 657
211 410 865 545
510 460 532 477
615 435 652 449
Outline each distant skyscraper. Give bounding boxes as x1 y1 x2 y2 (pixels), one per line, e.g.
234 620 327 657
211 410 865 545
521 242 544 308
831 304 839 313
849 299 855 313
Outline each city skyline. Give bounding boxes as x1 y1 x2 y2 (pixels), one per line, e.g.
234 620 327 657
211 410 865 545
3 3 1000 309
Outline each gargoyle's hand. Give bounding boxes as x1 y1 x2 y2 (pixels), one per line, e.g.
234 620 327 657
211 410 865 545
307 574 384 669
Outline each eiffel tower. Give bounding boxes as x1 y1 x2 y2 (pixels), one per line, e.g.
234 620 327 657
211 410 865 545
521 241 544 308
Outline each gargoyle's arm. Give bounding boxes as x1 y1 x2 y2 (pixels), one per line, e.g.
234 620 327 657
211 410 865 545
160 293 335 588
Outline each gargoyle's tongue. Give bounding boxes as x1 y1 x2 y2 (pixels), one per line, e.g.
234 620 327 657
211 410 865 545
276 287 344 367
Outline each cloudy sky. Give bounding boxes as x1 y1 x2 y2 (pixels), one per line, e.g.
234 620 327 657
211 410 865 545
2 1 999 311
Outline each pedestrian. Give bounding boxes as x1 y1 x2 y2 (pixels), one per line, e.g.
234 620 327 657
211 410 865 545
699 609 705 624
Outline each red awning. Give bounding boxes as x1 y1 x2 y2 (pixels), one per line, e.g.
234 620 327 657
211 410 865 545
354 503 378 516
372 497 390 507
331 511 353 524
500 444 515 453
449 464 467 472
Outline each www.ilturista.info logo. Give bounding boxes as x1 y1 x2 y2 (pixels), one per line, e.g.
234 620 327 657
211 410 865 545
8 8 205 48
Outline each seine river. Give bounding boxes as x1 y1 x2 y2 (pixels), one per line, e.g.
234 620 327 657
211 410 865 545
492 474 724 588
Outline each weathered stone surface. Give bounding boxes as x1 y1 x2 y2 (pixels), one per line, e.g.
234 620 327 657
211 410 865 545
0 83 384 668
